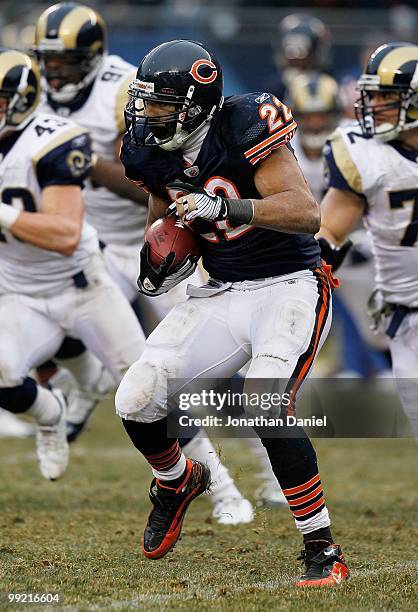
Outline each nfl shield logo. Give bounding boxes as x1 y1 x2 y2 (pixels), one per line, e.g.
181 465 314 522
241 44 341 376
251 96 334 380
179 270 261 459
184 166 199 178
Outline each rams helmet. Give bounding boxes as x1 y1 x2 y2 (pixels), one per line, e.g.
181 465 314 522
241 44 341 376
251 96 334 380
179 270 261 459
356 42 418 141
287 72 341 150
0 49 41 135
33 1 106 104
125 40 223 151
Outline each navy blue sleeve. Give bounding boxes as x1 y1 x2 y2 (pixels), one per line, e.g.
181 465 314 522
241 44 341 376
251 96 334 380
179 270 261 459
36 131 92 189
225 93 298 167
120 132 178 199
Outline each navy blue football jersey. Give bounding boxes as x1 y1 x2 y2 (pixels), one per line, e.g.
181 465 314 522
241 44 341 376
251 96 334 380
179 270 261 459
121 93 321 281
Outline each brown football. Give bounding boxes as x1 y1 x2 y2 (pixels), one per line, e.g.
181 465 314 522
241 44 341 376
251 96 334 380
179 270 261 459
145 215 201 268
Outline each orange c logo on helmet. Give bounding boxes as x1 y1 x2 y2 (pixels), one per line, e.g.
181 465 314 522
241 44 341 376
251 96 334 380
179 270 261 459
189 59 218 84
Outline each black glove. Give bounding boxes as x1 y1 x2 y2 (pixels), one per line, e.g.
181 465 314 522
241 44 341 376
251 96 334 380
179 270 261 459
318 237 353 272
137 242 197 296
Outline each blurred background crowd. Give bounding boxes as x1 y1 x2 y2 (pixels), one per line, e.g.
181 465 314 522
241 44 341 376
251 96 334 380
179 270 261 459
2 0 417 380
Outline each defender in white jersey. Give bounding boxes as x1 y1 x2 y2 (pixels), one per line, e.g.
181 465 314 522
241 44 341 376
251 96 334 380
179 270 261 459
0 49 145 479
288 73 389 377
318 42 418 436
32 2 253 525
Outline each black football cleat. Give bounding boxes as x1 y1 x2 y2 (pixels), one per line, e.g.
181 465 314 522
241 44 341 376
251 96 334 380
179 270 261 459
143 458 211 559
296 540 349 587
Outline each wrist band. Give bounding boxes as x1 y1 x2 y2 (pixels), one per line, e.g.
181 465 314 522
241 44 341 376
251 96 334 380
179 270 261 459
0 203 20 229
225 198 254 224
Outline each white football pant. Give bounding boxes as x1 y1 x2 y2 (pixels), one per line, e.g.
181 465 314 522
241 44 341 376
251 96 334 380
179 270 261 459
116 269 332 423
0 253 145 387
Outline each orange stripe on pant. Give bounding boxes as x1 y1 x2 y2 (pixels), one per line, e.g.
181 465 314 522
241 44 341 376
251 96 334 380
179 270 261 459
285 269 330 417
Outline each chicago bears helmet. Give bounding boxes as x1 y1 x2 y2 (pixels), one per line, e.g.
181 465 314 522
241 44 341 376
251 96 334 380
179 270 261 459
355 42 418 141
0 49 41 135
33 1 107 104
125 39 223 151
276 13 331 71
287 72 341 150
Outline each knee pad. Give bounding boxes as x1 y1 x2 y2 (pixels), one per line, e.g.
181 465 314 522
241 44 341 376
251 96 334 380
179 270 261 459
115 352 178 423
0 377 38 413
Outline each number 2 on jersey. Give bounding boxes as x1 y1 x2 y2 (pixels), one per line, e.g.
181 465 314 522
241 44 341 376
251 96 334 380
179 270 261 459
259 96 293 134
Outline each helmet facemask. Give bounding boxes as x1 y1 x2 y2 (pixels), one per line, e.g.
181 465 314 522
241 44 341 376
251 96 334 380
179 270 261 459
355 75 418 141
0 65 39 136
37 49 102 104
125 80 220 151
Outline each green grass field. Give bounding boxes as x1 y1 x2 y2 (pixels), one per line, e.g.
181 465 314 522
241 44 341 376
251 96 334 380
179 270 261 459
0 397 417 611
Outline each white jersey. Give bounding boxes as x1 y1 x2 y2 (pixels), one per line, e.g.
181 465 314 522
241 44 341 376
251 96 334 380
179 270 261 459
325 125 418 307
292 135 325 202
0 113 98 296
40 54 146 246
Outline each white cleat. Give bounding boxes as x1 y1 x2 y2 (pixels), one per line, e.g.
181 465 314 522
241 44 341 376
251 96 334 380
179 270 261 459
51 365 114 443
0 408 35 438
36 390 69 481
212 497 254 525
254 481 288 507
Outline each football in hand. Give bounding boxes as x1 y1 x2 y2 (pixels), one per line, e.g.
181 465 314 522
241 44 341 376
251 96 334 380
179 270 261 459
145 215 201 269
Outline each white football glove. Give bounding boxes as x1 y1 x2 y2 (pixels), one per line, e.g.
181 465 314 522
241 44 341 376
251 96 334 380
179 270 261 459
167 182 228 223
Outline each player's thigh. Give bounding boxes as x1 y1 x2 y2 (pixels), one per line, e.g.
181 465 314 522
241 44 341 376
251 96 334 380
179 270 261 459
139 265 206 325
388 313 418 427
0 294 63 386
115 294 251 422
246 272 331 383
103 244 139 304
68 258 146 382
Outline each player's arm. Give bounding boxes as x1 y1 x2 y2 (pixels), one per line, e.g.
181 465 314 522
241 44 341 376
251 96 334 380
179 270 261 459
169 146 318 234
317 187 365 245
89 135 148 206
145 192 169 232
316 130 366 270
252 145 319 233
316 188 365 271
0 185 83 256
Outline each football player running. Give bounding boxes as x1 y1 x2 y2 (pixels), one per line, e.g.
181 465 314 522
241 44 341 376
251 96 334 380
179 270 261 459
33 2 253 525
117 40 349 586
0 49 144 480
318 42 418 437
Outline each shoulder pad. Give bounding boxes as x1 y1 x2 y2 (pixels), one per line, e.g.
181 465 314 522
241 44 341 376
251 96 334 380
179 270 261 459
222 93 297 166
324 128 363 195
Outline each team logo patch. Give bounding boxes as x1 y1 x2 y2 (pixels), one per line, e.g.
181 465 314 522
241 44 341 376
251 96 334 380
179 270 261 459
66 150 88 177
189 59 218 84
184 165 199 178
